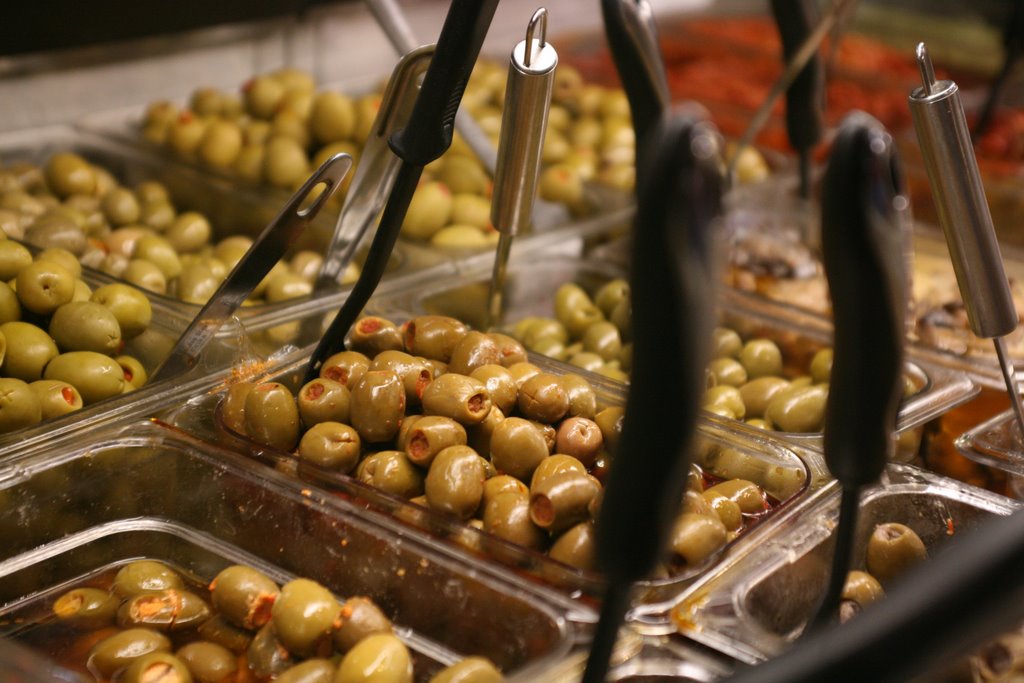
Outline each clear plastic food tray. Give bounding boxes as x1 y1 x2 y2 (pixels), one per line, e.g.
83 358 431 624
669 464 1020 665
368 252 979 454
955 408 1024 482
161 325 816 608
0 125 442 324
0 419 585 680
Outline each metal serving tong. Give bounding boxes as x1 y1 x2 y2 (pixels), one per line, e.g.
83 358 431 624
297 44 433 343
910 43 1024 439
805 113 907 631
151 153 352 383
484 7 556 331
770 0 825 199
302 0 499 386
600 0 669 186
581 113 724 683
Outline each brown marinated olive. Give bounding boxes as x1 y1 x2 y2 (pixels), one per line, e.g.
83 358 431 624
350 371 406 443
669 513 727 567
404 415 467 467
220 381 254 435
483 489 546 551
298 422 361 472
448 331 501 375
555 417 603 467
529 470 601 534
421 373 492 426
244 382 301 451
548 520 597 571
333 596 393 653
348 316 404 357
357 450 424 499
209 564 278 631
403 315 468 362
248 622 294 678
865 522 927 587
518 373 569 423
469 364 517 415
370 350 432 406
319 350 370 388
490 417 549 481
298 378 351 426
425 445 489 519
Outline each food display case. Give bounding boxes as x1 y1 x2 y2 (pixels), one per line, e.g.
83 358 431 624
3 0 1024 681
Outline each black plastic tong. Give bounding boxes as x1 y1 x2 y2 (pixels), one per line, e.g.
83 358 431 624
807 112 907 630
303 0 499 385
582 113 724 683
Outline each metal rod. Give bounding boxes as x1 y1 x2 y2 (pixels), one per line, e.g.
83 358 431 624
727 0 854 182
994 337 1024 440
916 42 936 96
485 233 514 330
524 8 547 67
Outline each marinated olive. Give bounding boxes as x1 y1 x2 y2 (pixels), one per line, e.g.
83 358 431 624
117 589 211 631
299 422 361 472
88 628 172 677
517 373 569 423
370 350 432 406
113 561 185 599
404 415 467 467
469 365 517 415
298 378 351 426
669 513 727 566
209 564 279 630
490 417 549 481
335 633 412 683
320 350 371 388
52 587 119 629
425 445 489 519
348 317 404 357
548 520 597 571
356 450 424 499
764 384 827 433
554 417 603 467
483 490 545 551
530 470 601 534
421 373 491 425
403 316 468 362
865 522 927 586
272 578 341 657
248 622 294 678
244 382 300 450
278 659 337 683
429 657 503 683
177 641 238 683
738 339 784 379
350 371 406 443
333 596 393 653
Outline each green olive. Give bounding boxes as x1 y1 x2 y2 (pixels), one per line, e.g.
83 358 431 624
101 187 141 226
810 348 834 384
469 365 517 416
765 384 828 433
581 321 621 361
299 422 361 472
52 587 119 629
356 450 424 499
166 212 212 253
272 578 341 657
669 513 727 567
0 240 33 280
2 321 58 381
28 379 83 419
350 370 406 443
90 283 152 340
549 520 597 571
370 350 433 407
561 373 598 419
198 119 243 168
517 373 569 423
44 351 126 404
49 301 122 354
263 136 310 189
347 317 405 357
404 415 467 468
425 445 489 519
594 406 625 453
244 75 286 118
112 560 184 599
334 596 393 654
319 350 370 389
738 339 784 379
402 181 453 240
298 378 351 426
0 377 40 432
450 193 492 228
865 522 928 587
210 564 279 630
738 376 789 419
712 327 742 359
196 615 253 653
486 332 527 367
123 259 167 295
244 382 301 451
554 283 603 339
482 490 545 551
45 152 97 198
530 470 601 534
490 417 549 481
448 331 502 376
421 373 492 426
708 357 748 387
248 622 294 678
15 259 75 315
335 633 412 683
88 628 172 677
538 164 583 204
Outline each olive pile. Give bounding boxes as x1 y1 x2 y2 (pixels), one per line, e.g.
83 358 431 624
46 559 502 681
220 314 800 576
0 152 356 306
836 522 927 624
510 280 918 434
0 243 153 432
